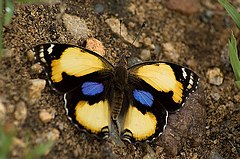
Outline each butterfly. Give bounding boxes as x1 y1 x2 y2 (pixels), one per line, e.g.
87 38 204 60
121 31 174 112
33 43 199 143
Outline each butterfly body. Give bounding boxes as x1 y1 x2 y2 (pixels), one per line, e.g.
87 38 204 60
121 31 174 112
33 43 199 143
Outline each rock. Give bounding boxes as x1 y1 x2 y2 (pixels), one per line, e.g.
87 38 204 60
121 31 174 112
31 63 43 74
156 89 206 156
85 38 106 56
14 101 27 123
162 42 180 62
27 79 46 105
105 18 140 47
209 150 224 159
62 13 89 40
140 49 151 60
39 109 54 123
0 98 6 122
95 3 105 14
207 68 224 86
143 37 152 47
210 92 221 101
47 128 60 141
166 0 201 15
26 49 35 61
127 3 137 15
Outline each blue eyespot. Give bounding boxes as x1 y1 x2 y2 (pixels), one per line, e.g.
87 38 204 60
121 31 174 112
133 89 154 107
82 82 104 96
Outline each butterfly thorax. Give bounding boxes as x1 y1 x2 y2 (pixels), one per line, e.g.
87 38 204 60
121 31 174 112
111 60 128 120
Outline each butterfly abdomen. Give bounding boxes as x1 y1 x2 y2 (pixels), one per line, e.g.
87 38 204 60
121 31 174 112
111 65 128 120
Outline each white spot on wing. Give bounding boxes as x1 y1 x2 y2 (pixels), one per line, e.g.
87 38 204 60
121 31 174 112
47 44 55 54
40 58 46 63
39 52 44 58
182 68 187 79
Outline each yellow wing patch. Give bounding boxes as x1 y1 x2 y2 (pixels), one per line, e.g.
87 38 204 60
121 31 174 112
133 63 183 103
75 100 110 134
123 105 157 141
51 47 106 83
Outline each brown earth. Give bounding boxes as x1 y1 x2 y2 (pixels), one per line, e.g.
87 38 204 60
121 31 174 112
0 0 239 159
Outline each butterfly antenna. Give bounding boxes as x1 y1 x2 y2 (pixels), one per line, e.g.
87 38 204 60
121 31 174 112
119 19 126 60
132 22 146 45
119 19 122 37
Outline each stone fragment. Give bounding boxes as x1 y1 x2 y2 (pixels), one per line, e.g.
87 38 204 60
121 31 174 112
162 42 180 62
86 38 106 56
14 101 27 123
39 109 53 123
62 13 89 40
166 0 201 15
140 49 151 60
27 79 46 105
207 68 223 86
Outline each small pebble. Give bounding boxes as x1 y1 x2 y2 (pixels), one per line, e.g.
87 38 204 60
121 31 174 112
39 109 53 123
27 79 46 105
206 68 224 86
31 63 43 74
14 101 27 122
210 92 221 101
85 38 106 56
62 13 89 40
191 153 198 159
143 37 152 47
27 49 35 61
127 3 136 15
140 49 151 60
0 99 6 122
162 42 180 62
200 10 214 23
95 3 104 14
47 128 60 141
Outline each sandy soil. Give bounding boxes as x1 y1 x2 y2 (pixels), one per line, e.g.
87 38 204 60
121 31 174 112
0 0 239 158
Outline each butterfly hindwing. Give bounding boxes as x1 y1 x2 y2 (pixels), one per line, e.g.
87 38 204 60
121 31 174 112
64 79 112 138
33 43 113 93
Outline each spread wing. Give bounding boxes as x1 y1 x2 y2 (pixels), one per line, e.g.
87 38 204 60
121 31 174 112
33 43 114 138
118 62 199 142
33 43 113 93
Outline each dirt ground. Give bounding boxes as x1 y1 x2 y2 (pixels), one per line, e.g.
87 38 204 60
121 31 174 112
0 0 239 158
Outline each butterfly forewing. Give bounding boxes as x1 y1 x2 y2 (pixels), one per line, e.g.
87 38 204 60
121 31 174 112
33 43 113 93
128 62 199 112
